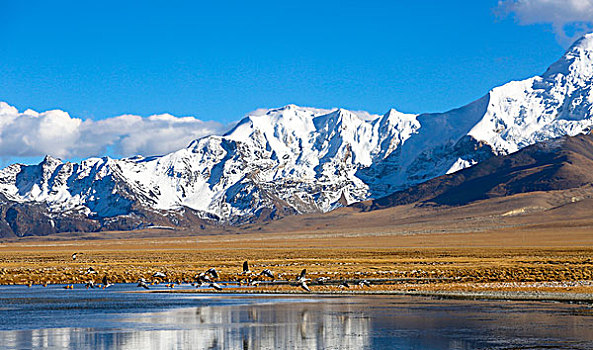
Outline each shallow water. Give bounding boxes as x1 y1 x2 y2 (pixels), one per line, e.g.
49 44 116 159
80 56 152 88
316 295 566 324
1 284 593 349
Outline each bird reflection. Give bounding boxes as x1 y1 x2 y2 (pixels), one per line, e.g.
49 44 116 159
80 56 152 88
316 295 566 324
300 309 309 339
249 308 257 322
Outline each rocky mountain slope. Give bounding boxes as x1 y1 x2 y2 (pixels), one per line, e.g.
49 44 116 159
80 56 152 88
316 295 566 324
356 133 593 210
2 33 593 236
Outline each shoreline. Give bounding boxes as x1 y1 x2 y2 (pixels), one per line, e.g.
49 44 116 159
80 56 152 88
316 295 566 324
3 280 593 303
150 287 593 303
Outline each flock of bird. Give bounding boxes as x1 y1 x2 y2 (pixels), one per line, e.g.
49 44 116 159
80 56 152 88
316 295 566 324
57 254 373 292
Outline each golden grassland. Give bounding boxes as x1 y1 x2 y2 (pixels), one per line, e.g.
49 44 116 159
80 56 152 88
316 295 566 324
1 223 593 296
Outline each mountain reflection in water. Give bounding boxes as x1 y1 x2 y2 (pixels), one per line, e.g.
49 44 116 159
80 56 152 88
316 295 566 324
1 294 370 350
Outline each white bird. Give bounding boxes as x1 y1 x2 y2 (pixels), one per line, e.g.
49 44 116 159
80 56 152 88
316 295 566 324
196 272 213 283
205 268 219 279
299 280 311 292
152 272 166 279
359 280 371 287
85 267 97 275
85 280 95 289
296 269 309 283
209 282 223 291
137 278 150 289
72 252 81 261
260 269 274 279
295 269 311 292
316 277 330 285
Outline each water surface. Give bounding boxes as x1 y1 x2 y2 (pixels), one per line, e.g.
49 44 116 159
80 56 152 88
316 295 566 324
1 284 593 349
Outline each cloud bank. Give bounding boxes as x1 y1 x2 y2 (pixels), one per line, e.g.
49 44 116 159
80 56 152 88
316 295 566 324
497 0 593 45
0 102 227 161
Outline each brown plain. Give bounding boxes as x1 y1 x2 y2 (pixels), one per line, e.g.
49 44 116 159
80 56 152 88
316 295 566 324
1 189 592 295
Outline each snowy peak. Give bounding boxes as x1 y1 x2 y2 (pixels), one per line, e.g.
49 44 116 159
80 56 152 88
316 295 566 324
462 33 593 156
219 105 412 170
545 33 593 79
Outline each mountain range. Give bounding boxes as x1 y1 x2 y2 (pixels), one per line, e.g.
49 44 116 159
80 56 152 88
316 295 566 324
355 132 593 210
2 33 593 237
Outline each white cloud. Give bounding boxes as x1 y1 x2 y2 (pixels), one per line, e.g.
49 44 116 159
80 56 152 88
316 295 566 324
0 102 227 160
497 0 593 45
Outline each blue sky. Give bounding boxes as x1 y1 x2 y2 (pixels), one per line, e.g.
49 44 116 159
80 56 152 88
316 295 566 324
0 0 591 165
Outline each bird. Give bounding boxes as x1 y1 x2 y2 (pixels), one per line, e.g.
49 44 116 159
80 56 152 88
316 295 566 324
85 280 95 289
297 269 309 282
339 280 350 288
359 280 371 287
196 272 213 284
85 267 97 275
102 275 114 288
250 280 260 286
296 269 311 292
299 280 311 292
209 282 223 291
316 277 330 285
241 261 252 275
205 268 219 279
152 272 166 279
137 278 150 289
72 253 82 261
260 269 274 279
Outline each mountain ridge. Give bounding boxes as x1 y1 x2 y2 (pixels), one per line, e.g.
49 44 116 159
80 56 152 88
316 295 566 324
2 33 593 236
354 133 593 211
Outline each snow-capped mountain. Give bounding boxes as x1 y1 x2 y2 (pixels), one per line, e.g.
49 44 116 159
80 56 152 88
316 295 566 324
2 33 593 236
0 105 418 230
361 33 593 190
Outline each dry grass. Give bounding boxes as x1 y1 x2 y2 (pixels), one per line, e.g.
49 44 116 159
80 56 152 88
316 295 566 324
1 225 593 295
